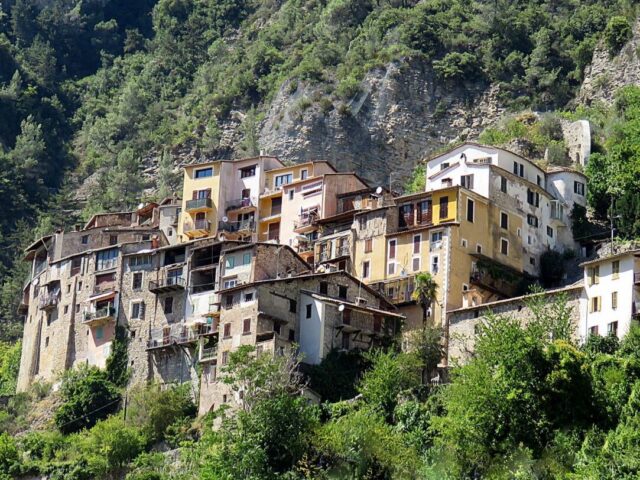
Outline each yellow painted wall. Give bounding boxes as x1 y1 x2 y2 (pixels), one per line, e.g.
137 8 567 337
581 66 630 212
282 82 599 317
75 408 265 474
178 162 221 242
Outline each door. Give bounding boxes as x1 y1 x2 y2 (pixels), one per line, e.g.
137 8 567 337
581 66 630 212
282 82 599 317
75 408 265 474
268 222 280 241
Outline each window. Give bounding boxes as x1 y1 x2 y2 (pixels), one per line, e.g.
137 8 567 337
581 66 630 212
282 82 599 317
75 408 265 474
242 253 252 265
547 226 553 238
164 297 173 314
500 176 507 193
365 238 373 253
590 325 599 336
301 169 308 180
461 174 474 189
388 262 396 275
588 266 600 285
64 305 69 314
341 332 350 350
77 281 83 292
413 235 421 254
476 244 482 254
440 162 450 171
288 189 294 200
612 260 620 279
520 164 524 177
513 161 518 175
225 294 234 307
612 291 618 310
81 235 89 245
223 323 231 337
466 199 474 222
500 238 509 256
608 321 618 336
431 255 439 274
500 212 508 229
131 301 144 319
95 327 103 340
289 299 297 313
388 240 396 259
132 272 143 290
527 214 539 227
222 351 229 365
338 285 347 299
195 167 213 178
319 282 328 295
244 292 254 302
306 304 312 319
275 173 293 187
240 165 256 178
412 257 420 272
109 235 118 245
288 329 295 341
590 296 601 313
75 304 80 313
461 239 468 248
431 231 443 243
225 255 237 269
574 181 585 196
526 189 540 207
537 175 542 187
223 279 237 289
129 255 151 267
96 248 118 271
439 196 449 219
441 178 452 187
363 260 370 278
530 256 536 265
243 318 251 334
71 257 82 275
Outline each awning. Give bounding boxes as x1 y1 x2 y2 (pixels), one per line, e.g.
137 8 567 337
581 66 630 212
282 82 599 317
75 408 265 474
88 291 116 302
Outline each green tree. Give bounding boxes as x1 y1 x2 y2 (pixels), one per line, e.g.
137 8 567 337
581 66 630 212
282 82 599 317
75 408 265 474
412 272 438 325
54 365 121 434
603 16 632 54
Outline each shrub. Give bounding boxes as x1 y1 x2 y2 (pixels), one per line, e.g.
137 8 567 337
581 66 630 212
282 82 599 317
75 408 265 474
540 249 565 287
54 365 120 434
126 383 196 444
0 432 20 479
604 16 632 55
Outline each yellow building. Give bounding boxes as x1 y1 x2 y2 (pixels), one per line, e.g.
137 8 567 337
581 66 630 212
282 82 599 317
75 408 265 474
352 186 531 330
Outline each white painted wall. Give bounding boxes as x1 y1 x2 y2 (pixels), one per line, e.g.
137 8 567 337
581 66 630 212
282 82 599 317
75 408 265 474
582 255 638 340
298 294 324 364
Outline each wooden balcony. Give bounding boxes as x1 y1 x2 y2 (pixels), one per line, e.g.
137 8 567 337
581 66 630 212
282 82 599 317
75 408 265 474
149 276 185 294
184 219 211 239
185 197 213 213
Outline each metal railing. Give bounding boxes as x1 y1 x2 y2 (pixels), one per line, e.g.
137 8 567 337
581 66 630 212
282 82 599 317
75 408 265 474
186 197 212 211
184 219 211 233
294 215 317 229
318 245 350 263
201 346 218 361
149 276 185 290
38 293 59 310
83 305 116 322
226 197 256 212
218 220 256 233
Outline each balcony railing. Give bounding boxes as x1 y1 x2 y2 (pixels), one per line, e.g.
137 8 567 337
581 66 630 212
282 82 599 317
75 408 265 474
94 283 116 295
318 245 350 263
294 215 318 230
38 293 59 310
186 197 213 211
184 219 211 233
200 346 218 362
83 305 116 324
149 276 185 293
372 276 415 304
146 323 215 350
218 220 256 233
226 197 256 212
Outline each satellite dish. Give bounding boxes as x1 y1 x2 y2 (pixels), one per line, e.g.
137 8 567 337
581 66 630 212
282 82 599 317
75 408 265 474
222 216 229 223
375 186 383 195
338 304 345 312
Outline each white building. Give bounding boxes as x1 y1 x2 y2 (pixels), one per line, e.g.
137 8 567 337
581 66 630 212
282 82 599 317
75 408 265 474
424 143 587 276
581 249 640 339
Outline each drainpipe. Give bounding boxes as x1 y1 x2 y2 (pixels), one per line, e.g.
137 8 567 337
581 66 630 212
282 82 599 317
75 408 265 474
442 226 452 367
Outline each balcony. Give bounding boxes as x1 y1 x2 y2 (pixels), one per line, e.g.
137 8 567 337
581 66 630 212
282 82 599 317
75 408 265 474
226 197 256 213
294 215 318 233
184 219 211 239
218 219 256 234
318 245 350 263
146 323 214 350
38 293 59 311
371 275 415 305
185 197 213 213
83 305 116 326
149 276 185 294
200 346 218 363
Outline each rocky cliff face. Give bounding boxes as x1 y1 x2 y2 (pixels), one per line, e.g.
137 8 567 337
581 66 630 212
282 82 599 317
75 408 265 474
579 17 640 106
258 58 504 186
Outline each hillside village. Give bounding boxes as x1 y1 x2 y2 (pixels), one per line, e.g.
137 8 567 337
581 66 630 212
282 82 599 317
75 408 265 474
16 140 639 414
